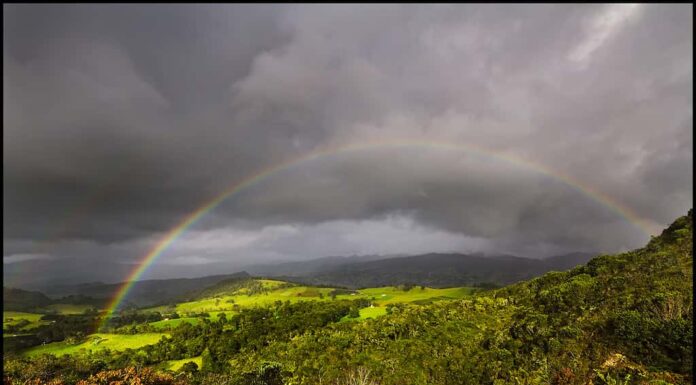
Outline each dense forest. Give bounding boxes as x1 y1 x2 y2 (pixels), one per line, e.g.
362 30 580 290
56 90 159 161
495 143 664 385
3 210 692 385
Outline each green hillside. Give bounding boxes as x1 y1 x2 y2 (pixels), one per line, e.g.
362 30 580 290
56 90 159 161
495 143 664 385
142 280 473 319
41 304 97 315
3 312 50 333
3 288 52 312
148 317 202 330
3 211 691 385
23 333 168 357
224 210 693 384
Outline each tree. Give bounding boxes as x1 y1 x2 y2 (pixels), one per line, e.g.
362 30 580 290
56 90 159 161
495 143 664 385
243 362 285 385
201 348 215 373
181 361 199 374
201 347 226 373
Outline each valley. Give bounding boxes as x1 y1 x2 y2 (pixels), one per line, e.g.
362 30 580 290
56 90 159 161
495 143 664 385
3 211 692 385
4 278 476 357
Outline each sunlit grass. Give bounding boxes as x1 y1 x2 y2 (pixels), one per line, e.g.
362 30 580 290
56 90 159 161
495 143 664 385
358 286 474 305
42 303 96 315
162 356 202 371
3 311 49 331
23 333 168 357
141 280 474 322
148 317 202 329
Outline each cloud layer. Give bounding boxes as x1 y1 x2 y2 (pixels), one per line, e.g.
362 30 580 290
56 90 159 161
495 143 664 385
3 4 692 286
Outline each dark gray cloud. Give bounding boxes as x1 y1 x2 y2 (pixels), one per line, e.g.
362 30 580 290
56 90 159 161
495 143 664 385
3 4 692 286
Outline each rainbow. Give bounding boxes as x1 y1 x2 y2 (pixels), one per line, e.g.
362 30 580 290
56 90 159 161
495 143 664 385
97 139 657 329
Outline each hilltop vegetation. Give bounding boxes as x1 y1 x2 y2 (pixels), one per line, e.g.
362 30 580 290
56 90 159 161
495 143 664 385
218 211 693 384
23 333 168 358
139 280 473 324
3 312 51 334
2 211 692 385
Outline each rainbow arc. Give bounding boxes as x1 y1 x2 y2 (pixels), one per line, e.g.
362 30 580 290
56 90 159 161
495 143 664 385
97 140 657 329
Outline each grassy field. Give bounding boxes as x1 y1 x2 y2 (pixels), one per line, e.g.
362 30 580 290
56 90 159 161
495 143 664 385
14 281 475 359
340 306 388 322
162 356 203 371
144 284 337 315
207 311 237 320
149 317 202 330
142 280 474 322
256 279 289 290
3 311 50 331
337 287 473 322
23 333 167 357
357 306 388 319
42 304 96 315
358 286 474 305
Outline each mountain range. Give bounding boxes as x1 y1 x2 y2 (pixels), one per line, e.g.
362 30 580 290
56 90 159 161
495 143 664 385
5 252 594 308
260 252 595 288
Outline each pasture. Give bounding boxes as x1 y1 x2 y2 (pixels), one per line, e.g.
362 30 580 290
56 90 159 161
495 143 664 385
143 284 337 315
142 280 474 322
149 317 202 330
163 356 203 371
358 286 474 305
3 311 49 331
42 303 96 315
357 306 388 319
23 333 167 357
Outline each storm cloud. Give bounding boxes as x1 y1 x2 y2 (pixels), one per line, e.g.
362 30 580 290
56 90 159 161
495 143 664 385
3 4 692 286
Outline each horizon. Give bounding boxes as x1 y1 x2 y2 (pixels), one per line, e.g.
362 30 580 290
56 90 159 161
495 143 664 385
7 249 605 291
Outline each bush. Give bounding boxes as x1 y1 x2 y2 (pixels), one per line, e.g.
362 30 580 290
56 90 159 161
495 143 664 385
76 367 185 385
180 362 198 374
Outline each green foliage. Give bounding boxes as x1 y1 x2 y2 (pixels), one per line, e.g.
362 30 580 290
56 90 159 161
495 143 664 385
240 361 285 385
3 354 107 385
201 347 226 373
23 334 167 357
347 307 360 318
3 312 50 332
4 211 692 385
180 361 198 373
594 370 631 385
194 278 293 300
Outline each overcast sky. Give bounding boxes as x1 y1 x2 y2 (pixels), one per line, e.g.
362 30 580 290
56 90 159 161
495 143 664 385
3 4 692 288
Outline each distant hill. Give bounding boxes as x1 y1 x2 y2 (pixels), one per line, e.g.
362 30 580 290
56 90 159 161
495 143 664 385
43 271 251 307
242 254 394 276
184 273 261 300
3 257 136 293
220 210 691 384
259 252 595 289
33 252 595 307
3 287 53 311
